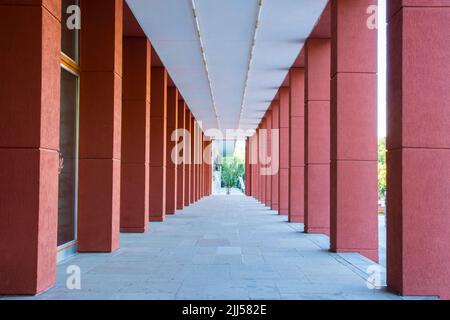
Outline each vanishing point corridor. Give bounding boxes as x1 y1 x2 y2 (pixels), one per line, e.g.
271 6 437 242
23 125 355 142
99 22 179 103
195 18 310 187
4 195 408 300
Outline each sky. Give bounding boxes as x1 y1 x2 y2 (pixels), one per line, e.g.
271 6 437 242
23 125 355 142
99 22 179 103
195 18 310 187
378 0 387 138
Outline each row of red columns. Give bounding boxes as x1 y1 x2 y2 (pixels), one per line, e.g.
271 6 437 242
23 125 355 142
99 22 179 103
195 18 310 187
0 0 213 295
0 0 449 299
244 0 450 299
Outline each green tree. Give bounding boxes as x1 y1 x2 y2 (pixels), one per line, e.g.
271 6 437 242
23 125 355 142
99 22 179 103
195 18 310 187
378 137 387 200
221 156 244 194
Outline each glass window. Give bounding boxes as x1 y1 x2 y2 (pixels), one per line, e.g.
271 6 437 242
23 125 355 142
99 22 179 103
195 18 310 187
61 0 80 62
57 68 79 247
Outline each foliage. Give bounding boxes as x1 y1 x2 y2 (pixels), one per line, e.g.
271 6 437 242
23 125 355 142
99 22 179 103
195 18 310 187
378 137 387 200
221 156 245 189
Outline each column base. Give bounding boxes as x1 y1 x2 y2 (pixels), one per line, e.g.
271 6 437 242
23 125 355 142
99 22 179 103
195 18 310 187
149 216 165 222
330 247 378 264
120 226 148 233
305 227 330 237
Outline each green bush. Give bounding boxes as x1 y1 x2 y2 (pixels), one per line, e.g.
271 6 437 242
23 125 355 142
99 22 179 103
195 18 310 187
221 157 244 189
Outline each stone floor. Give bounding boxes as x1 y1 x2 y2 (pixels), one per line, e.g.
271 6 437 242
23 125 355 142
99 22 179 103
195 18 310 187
2 195 433 300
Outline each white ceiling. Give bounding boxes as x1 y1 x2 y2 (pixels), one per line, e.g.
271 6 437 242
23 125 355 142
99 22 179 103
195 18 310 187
126 0 328 138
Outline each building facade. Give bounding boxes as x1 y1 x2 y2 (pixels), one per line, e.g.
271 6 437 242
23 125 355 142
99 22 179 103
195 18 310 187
0 0 449 299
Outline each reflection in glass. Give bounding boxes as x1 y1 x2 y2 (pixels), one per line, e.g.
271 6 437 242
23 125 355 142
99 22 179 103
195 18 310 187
61 0 79 62
58 68 78 247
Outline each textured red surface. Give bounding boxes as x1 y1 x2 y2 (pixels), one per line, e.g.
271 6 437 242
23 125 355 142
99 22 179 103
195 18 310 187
271 102 280 211
245 139 251 196
78 0 122 252
259 121 266 205
250 134 259 200
265 110 272 208
78 159 121 251
387 2 450 298
184 110 192 206
120 37 150 233
190 117 196 204
304 39 331 235
149 67 167 221
166 87 178 214
330 0 378 262
279 87 290 215
176 100 186 209
289 68 305 223
0 0 61 296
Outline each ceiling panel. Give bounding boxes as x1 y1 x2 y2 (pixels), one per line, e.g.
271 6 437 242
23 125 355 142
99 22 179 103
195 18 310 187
126 0 328 138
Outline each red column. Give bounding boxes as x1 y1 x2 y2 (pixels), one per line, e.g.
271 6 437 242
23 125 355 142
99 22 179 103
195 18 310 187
176 99 186 210
78 0 123 251
184 110 192 206
202 137 210 197
279 87 290 215
199 130 203 200
387 0 450 298
197 128 202 200
289 68 305 223
250 134 259 199
194 120 199 202
121 37 151 233
149 67 167 221
204 139 212 196
201 132 205 198
330 0 378 262
245 138 251 196
190 117 196 203
0 0 61 295
304 39 331 235
259 122 266 204
193 122 197 201
271 101 280 211
165 87 178 214
265 110 272 207
195 128 202 201
256 127 261 202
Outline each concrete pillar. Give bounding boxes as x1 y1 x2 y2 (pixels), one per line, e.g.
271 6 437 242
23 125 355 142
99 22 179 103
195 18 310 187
199 130 203 199
203 138 210 197
289 68 305 223
200 132 205 198
149 67 167 221
194 122 198 201
386 0 450 298
279 87 290 215
304 39 331 235
259 123 266 204
271 101 280 211
120 37 151 233
190 116 196 203
78 0 123 251
204 139 212 196
0 0 61 295
184 110 192 206
250 134 259 199
330 0 378 262
256 127 262 202
265 110 272 208
195 127 202 201
245 138 251 196
165 87 178 214
176 99 186 210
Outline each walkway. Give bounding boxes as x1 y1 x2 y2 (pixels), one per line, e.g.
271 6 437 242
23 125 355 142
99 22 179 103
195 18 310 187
4 196 412 300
